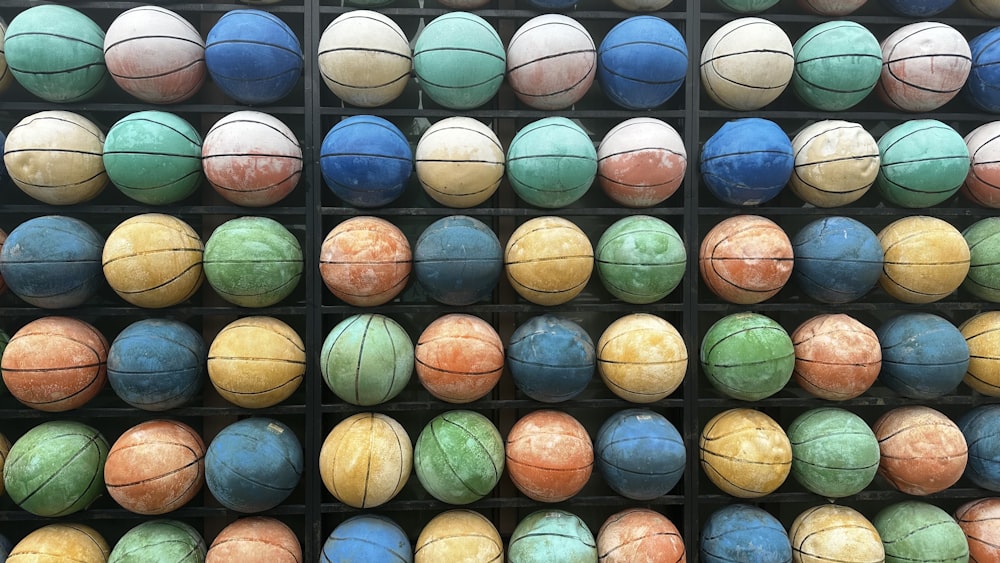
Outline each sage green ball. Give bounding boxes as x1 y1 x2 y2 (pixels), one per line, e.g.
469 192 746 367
788 407 879 498
792 21 882 111
321 313 414 406
595 215 686 304
700 312 794 401
414 410 505 504
963 217 1000 302
873 501 970 563
203 217 303 308
507 117 598 209
876 120 970 208
509 509 597 563
412 12 505 110
108 520 206 563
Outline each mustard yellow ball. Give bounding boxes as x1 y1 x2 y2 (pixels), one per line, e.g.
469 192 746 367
790 505 884 563
415 509 504 563
597 313 687 403
8 523 109 563
700 408 791 498
962 311 1000 397
319 412 412 509
504 216 593 306
878 216 969 304
207 316 305 408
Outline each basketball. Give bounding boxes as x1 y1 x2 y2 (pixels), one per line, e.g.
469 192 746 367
505 409 593 503
598 508 684 563
102 213 205 308
415 313 504 403
415 117 504 208
413 215 502 306
596 215 686 304
415 509 503 563
787 407 880 498
208 517 303 563
790 120 880 207
208 316 305 408
797 0 867 14
413 12 505 110
414 410 505 504
1 316 107 412
3 111 107 205
597 16 687 110
962 311 1000 396
506 14 596 110
507 314 595 403
109 520 206 563
203 216 303 307
792 313 881 401
323 515 411 563
202 111 303 207
883 0 956 16
107 318 207 411
3 5 108 102
7 524 109 563
699 215 794 304
967 27 1000 112
597 313 686 403
873 405 968 495
958 404 1000 491
504 216 594 306
104 6 206 104
319 412 413 508
791 21 882 111
700 118 794 206
699 408 791 498
792 216 884 303
508 510 597 563
595 409 685 500
955 498 1000 562
963 217 1000 301
789 505 884 563
321 313 413 406
700 18 794 110
507 117 597 209
0 215 104 308
876 119 970 208
3 420 109 516
205 9 303 105
701 504 792 563
320 216 411 307
878 312 969 399
205 417 303 513
318 10 411 108
873 501 970 562
878 216 970 303
701 312 794 401
320 115 413 208
877 22 972 112
962 121 1000 207
597 117 686 207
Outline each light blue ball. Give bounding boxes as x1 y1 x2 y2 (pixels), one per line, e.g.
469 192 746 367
320 115 413 208
507 315 595 403
700 118 793 206
792 216 883 304
412 12 505 110
701 504 792 563
107 319 207 411
597 16 688 110
881 0 956 16
413 215 502 306
595 408 685 500
967 27 1000 113
877 312 970 400
507 117 597 209
959 404 1000 492
321 515 412 563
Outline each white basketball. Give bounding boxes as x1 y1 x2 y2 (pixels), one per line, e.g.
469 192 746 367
790 120 880 208
318 10 412 108
597 117 687 208
876 22 972 113
506 14 597 111
415 117 505 208
962 121 1000 208
700 17 794 111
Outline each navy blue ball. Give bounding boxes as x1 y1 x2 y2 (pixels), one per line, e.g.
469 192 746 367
792 216 883 304
507 314 595 403
0 215 104 308
880 0 955 16
700 118 794 206
701 504 792 563
205 417 303 513
322 515 412 563
205 9 303 105
966 27 1000 113
107 319 207 411
320 115 413 208
959 404 1000 492
595 408 685 500
597 16 688 110
877 312 970 400
414 215 502 306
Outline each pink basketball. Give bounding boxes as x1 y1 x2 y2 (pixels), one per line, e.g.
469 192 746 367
506 14 596 111
962 121 1000 208
597 118 687 208
876 22 972 112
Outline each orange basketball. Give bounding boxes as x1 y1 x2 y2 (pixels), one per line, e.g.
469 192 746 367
597 508 685 563
505 410 593 503
414 314 504 403
207 516 302 563
320 216 411 307
955 497 1000 563
873 405 968 495
792 313 881 400
699 215 793 304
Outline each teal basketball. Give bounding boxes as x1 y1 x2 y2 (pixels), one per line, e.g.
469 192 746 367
595 215 686 304
414 410 505 504
203 216 303 308
787 407 880 498
109 520 206 563
103 111 203 205
792 21 882 111
3 5 108 102
321 313 414 406
873 501 970 563
507 117 598 209
412 12 505 110
509 509 597 563
876 120 970 208
701 312 794 401
963 217 1000 302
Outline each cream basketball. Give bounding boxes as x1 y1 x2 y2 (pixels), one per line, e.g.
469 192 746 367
701 18 794 111
878 216 970 304
318 10 411 107
790 505 885 563
790 120 880 207
415 117 504 208
415 509 503 563
504 216 594 306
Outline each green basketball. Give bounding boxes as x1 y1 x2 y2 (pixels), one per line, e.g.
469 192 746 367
3 420 109 517
412 12 505 110
507 117 598 209
414 410 505 505
873 501 970 563
3 5 108 102
963 217 1000 302
103 111 203 205
791 21 882 111
701 312 794 401
203 216 303 308
787 407 879 498
108 520 206 563
876 120 970 208
321 313 414 406
595 215 686 304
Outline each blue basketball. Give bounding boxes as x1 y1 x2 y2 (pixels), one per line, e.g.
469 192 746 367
413 215 502 306
877 312 970 400
966 27 1000 113
700 118 794 206
507 314 595 403
597 16 688 110
701 504 792 563
959 404 1000 492
322 515 412 563
107 319 207 411
0 215 104 309
595 408 685 500
881 0 956 16
205 9 303 105
792 216 884 304
320 115 413 208
205 417 303 513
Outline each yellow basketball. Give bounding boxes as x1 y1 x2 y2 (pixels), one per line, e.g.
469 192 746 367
699 408 792 498
961 311 1000 396
790 505 884 563
319 412 412 509
8 523 110 563
597 313 687 403
878 216 970 304
504 216 593 306
415 509 504 563
415 117 505 208
102 213 205 308
208 316 305 408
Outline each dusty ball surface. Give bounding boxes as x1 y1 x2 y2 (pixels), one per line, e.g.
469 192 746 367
415 313 503 403
597 313 686 403
505 410 593 503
